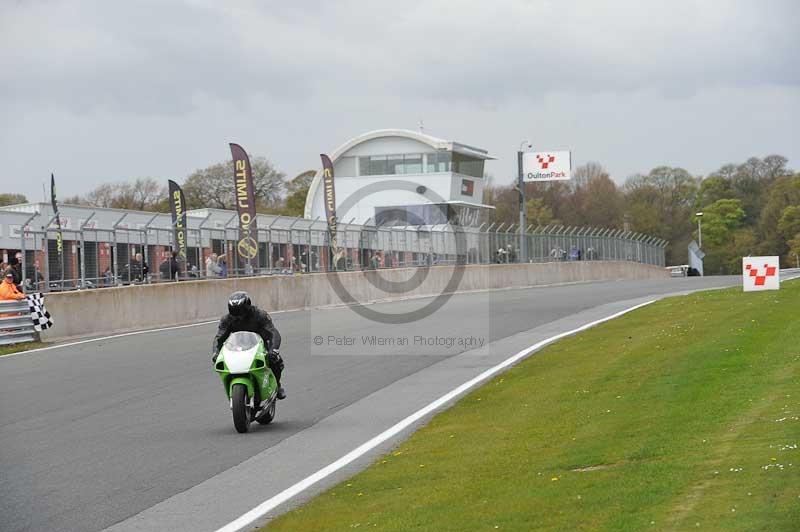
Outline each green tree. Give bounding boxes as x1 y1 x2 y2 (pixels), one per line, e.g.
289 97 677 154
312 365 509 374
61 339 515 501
525 198 559 227
720 228 758 274
287 170 316 194
623 166 699 265
0 193 27 206
282 188 309 217
787 233 800 269
730 155 789 224
696 175 734 208
691 199 747 274
777 205 800 240
696 199 746 247
757 174 800 257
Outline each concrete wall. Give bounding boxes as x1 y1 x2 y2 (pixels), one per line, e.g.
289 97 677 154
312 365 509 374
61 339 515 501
41 261 668 342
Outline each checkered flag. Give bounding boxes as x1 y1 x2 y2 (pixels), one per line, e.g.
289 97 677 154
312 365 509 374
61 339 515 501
26 292 54 332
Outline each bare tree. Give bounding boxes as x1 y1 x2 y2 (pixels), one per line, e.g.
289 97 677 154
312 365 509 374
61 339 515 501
71 178 166 211
571 162 607 190
183 156 285 211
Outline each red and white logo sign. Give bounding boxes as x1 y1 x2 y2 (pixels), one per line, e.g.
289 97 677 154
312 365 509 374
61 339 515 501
742 256 779 292
523 151 571 181
536 154 555 169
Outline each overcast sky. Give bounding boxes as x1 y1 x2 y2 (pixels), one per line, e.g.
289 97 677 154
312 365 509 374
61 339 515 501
2 0 798 201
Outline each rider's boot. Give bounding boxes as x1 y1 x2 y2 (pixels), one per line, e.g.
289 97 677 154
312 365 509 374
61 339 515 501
269 351 286 400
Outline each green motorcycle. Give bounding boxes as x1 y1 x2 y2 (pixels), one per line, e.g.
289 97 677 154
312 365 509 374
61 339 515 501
213 331 278 433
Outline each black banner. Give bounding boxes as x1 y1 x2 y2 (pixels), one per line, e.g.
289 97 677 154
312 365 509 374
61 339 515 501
50 173 63 280
321 154 344 268
229 143 258 270
168 180 187 268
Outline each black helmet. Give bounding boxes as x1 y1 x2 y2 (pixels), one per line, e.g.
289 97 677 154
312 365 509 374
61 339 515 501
228 291 252 318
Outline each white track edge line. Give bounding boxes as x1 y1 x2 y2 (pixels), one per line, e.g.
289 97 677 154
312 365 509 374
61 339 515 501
214 298 656 532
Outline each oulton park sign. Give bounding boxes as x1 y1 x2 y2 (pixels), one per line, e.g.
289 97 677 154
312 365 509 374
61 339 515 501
522 151 572 181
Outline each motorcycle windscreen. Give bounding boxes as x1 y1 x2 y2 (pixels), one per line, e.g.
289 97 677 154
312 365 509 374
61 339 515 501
222 331 262 374
224 331 261 352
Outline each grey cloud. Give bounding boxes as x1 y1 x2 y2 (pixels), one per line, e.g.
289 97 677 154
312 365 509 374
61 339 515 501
0 1 320 114
0 0 797 200
3 0 797 115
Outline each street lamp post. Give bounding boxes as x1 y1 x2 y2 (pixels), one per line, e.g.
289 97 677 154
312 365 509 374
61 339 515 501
696 212 704 249
518 140 532 263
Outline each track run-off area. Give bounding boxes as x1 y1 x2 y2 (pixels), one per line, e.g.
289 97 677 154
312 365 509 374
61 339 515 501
0 275 769 532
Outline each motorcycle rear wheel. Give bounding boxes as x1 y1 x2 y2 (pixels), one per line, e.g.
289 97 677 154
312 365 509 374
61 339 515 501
231 383 251 433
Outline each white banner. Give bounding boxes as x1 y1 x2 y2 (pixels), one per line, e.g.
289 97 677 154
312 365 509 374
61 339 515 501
523 151 571 181
742 256 780 292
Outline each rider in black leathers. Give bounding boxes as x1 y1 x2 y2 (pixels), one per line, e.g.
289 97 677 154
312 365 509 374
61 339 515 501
212 291 286 400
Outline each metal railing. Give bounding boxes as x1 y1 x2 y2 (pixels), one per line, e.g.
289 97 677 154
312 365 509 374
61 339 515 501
0 300 37 346
10 215 668 293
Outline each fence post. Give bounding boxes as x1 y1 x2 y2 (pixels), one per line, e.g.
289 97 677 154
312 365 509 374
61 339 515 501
78 212 96 288
18 213 36 292
111 213 129 285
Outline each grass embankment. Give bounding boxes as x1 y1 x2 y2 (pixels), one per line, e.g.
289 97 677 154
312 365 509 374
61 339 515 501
0 341 45 356
267 283 800 531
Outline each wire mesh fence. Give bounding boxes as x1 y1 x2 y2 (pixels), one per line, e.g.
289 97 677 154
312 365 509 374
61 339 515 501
8 212 667 293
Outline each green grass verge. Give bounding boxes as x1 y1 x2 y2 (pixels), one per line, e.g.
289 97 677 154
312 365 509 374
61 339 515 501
0 341 46 356
266 281 800 532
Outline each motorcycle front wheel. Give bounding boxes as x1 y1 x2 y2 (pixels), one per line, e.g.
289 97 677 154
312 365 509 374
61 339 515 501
256 401 276 425
231 383 251 433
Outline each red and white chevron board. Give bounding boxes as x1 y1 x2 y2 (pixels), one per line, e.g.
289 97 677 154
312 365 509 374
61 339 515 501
742 256 779 292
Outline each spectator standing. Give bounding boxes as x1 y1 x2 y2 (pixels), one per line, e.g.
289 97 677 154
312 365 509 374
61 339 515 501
159 251 180 281
205 253 221 278
218 255 228 278
139 253 149 280
5 256 22 288
127 253 145 283
102 266 113 287
299 251 308 273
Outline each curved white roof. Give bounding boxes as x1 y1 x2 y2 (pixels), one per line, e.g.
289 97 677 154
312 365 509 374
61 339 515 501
303 129 494 218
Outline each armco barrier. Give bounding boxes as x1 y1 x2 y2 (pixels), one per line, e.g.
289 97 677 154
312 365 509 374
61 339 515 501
40 261 668 342
0 300 38 346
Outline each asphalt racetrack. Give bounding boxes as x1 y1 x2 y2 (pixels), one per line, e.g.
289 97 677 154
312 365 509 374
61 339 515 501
0 276 745 532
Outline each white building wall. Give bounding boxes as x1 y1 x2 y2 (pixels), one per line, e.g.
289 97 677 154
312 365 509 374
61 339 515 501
307 133 490 225
341 137 435 157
